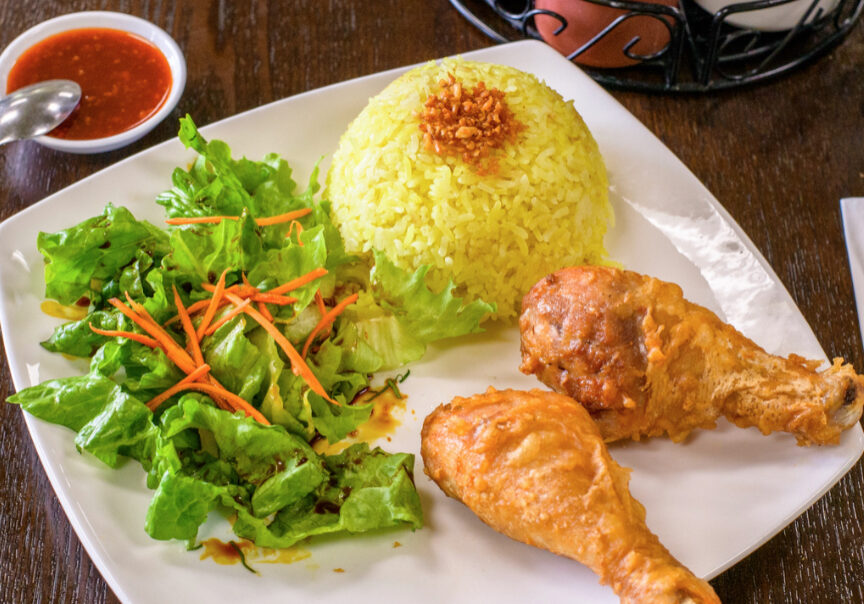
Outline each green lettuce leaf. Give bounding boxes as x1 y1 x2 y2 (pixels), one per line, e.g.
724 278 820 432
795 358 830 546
349 303 427 371
158 117 322 248
249 329 314 440
145 473 240 541
37 204 170 305
201 316 269 403
232 443 422 548
143 399 327 539
41 309 124 357
8 371 156 467
159 399 325 513
370 250 495 341
305 339 374 443
161 213 261 287
99 247 158 302
74 392 157 468
245 225 329 310
9 372 136 432
122 345 186 396
342 251 495 369
90 340 129 376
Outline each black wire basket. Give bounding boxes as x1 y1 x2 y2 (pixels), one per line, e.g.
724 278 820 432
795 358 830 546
450 0 863 91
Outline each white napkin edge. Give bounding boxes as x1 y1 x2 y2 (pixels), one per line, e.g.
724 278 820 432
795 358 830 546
841 197 864 351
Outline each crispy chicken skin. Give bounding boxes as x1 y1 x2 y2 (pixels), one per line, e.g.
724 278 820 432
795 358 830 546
421 388 720 604
519 265 864 445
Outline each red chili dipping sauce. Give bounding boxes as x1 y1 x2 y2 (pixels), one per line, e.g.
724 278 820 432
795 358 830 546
6 28 172 140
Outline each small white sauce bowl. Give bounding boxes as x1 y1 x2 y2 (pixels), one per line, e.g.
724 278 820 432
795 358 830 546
692 0 839 31
0 11 186 153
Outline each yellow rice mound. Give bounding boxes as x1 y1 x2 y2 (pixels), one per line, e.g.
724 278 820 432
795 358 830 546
326 58 612 320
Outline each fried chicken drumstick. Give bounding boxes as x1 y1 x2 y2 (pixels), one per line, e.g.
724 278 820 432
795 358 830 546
421 388 720 604
519 266 864 445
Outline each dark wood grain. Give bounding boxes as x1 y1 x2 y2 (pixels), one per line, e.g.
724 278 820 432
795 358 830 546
1 1 862 602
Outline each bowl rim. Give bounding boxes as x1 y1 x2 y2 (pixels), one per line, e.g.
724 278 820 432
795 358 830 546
0 11 186 153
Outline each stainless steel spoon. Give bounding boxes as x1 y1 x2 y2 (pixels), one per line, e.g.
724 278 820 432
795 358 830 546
0 80 81 146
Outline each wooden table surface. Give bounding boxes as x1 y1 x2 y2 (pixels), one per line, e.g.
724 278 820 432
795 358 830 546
1 1 862 602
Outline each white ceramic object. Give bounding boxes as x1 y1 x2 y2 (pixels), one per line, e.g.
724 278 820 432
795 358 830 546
0 11 186 153
841 198 864 348
693 0 839 31
0 40 861 604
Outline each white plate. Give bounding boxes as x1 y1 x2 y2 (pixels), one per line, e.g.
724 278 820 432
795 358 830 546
0 40 861 603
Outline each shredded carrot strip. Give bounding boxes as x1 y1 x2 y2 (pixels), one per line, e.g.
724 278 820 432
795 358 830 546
123 292 197 366
144 369 268 425
172 286 205 367
251 293 297 306
109 295 144 327
166 209 312 227
123 295 190 356
203 283 237 294
313 290 330 339
108 298 197 374
205 299 251 335
124 292 159 325
88 324 159 348
302 293 359 358
171 278 292 331
201 283 257 298
183 381 270 424
164 298 219 325
239 273 273 320
197 269 229 340
145 364 211 411
203 269 326 301
257 301 274 322
266 267 328 296
314 290 327 315
286 220 304 245
203 375 240 413
223 291 339 406
165 216 237 225
180 298 213 315
255 208 313 226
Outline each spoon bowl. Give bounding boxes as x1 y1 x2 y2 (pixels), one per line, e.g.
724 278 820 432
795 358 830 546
0 79 81 146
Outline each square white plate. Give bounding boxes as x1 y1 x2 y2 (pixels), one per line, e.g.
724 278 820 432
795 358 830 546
1 40 861 603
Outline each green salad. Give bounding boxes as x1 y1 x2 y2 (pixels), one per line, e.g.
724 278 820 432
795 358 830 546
8 117 493 549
